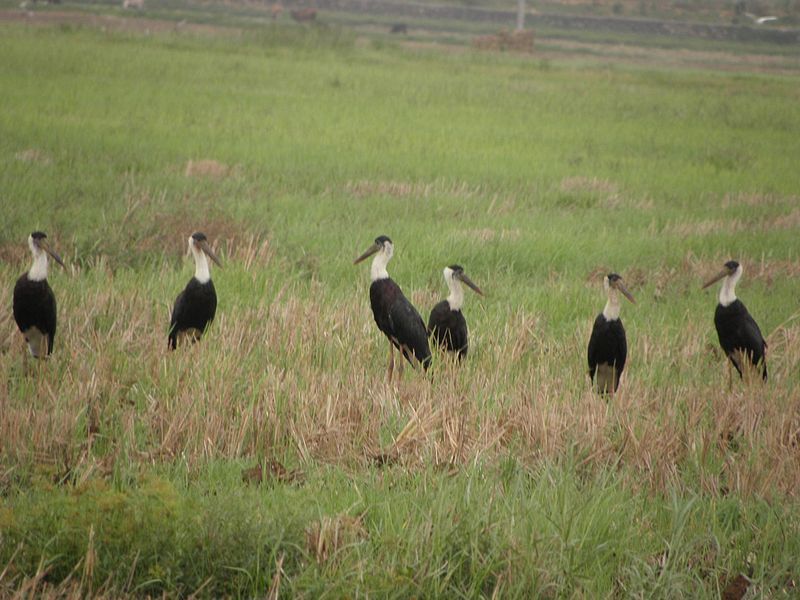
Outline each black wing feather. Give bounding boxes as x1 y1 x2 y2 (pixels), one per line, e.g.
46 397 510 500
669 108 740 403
587 314 627 391
714 300 767 380
369 278 431 369
168 278 217 349
428 300 469 359
388 294 432 369
13 274 57 355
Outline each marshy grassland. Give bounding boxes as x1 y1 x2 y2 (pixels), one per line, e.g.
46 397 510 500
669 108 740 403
1 14 799 597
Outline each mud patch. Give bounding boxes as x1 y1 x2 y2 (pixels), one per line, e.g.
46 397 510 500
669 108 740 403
14 148 52 165
184 159 236 179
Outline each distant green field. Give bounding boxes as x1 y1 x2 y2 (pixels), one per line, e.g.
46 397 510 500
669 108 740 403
1 21 799 597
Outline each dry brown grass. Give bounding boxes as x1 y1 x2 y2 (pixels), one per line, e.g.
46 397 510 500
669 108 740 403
342 179 486 200
1 250 799 501
473 30 535 53
14 148 52 165
305 514 367 563
183 159 236 179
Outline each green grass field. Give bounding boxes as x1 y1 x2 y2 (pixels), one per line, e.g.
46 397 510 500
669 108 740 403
1 17 799 597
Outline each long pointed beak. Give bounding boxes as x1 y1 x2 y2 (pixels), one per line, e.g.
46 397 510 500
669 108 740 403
40 241 65 268
702 269 728 290
456 272 484 296
199 240 222 267
354 243 380 265
616 281 635 304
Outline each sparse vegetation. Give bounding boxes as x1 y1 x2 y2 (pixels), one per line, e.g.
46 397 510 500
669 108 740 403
1 15 799 598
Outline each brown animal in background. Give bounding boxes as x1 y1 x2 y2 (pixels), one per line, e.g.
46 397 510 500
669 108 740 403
290 8 317 22
270 3 284 20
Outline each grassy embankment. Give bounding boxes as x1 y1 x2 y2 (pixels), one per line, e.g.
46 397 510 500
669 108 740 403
1 22 799 596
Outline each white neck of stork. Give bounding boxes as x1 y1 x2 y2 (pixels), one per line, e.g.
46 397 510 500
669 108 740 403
28 236 49 282
444 267 464 311
602 276 621 321
719 264 742 307
370 243 393 281
602 290 621 321
190 238 212 284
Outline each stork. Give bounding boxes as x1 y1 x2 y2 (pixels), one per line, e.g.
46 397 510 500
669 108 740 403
427 265 483 360
354 235 431 379
168 232 221 350
702 260 767 382
13 231 65 358
587 273 635 395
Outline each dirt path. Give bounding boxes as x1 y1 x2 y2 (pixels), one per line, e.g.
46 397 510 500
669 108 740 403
0 8 238 35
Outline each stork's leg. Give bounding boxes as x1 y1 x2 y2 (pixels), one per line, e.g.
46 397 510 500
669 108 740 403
387 340 395 382
397 349 405 377
727 361 733 392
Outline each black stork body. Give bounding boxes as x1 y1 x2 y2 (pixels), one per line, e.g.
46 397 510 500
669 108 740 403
428 265 483 360
354 236 431 379
168 232 222 350
702 260 767 382
587 273 635 395
12 232 65 358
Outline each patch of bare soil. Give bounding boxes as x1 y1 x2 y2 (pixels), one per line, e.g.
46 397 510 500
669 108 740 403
184 158 236 179
721 574 750 600
14 148 52 165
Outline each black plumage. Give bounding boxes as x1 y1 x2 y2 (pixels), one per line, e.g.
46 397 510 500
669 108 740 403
703 260 767 382
168 232 221 350
713 300 767 380
12 231 64 358
370 278 431 369
587 273 634 395
427 264 482 360
428 300 468 359
13 274 57 358
587 314 627 394
354 235 431 377
168 278 217 350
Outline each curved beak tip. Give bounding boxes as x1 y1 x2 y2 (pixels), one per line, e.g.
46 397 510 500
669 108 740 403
354 243 380 265
200 242 222 267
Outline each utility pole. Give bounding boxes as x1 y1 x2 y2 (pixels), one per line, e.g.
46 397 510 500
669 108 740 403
516 0 526 31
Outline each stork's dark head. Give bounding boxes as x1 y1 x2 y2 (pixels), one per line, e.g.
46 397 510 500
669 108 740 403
28 231 65 268
444 264 483 296
702 260 742 289
603 273 635 303
189 231 222 267
354 235 393 265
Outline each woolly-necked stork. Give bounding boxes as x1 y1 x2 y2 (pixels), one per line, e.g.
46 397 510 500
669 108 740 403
13 231 65 358
428 265 483 360
354 235 431 379
168 232 222 350
587 273 635 394
702 260 767 382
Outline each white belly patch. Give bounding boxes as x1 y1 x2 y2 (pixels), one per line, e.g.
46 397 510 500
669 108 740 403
177 328 203 346
23 326 49 358
595 363 618 394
